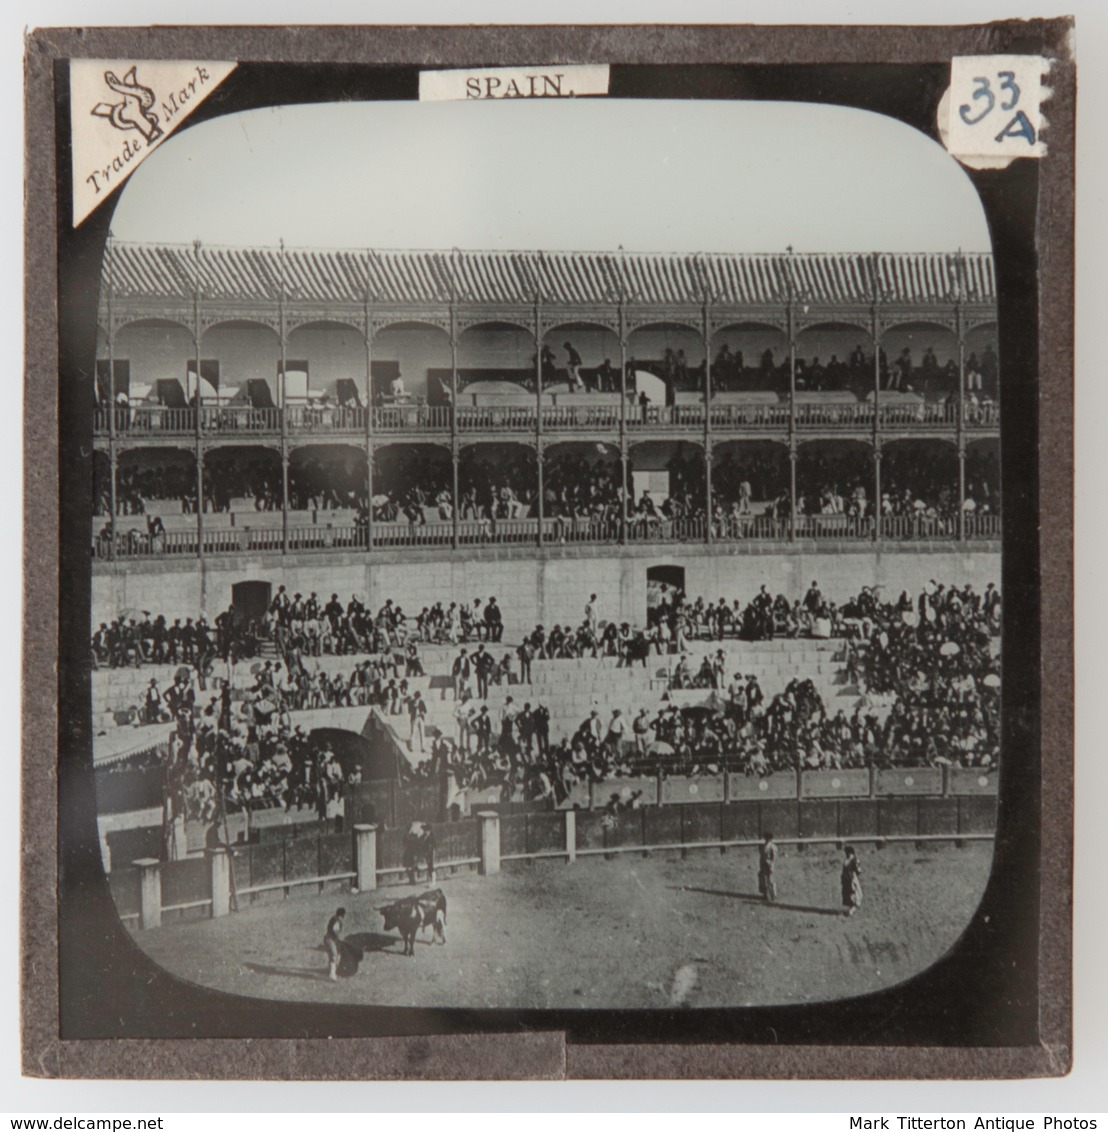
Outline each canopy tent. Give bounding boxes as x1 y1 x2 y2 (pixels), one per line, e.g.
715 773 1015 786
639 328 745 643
279 368 327 405
147 378 189 408
183 371 222 404
240 378 276 409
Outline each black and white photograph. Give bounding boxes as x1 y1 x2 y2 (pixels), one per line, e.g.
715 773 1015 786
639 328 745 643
27 21 1074 1078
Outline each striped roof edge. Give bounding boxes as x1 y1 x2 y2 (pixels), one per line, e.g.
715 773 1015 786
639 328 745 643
102 244 997 308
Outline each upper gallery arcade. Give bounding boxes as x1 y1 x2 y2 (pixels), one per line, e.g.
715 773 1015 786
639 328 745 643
91 241 1000 559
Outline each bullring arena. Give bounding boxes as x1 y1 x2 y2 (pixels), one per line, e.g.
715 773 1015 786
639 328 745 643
88 242 1001 1009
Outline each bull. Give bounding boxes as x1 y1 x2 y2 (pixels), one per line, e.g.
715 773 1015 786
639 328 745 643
378 888 447 958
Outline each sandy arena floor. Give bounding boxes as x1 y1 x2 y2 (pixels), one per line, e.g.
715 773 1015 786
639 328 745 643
134 841 993 1010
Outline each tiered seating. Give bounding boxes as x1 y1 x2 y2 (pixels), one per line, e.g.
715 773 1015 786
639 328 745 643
380 638 858 755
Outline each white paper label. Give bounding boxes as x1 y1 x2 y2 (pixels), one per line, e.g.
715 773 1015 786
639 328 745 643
70 59 237 227
945 55 1048 161
419 65 609 102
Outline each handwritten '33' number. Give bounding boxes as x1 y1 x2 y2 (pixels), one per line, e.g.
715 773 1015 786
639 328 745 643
958 71 1037 145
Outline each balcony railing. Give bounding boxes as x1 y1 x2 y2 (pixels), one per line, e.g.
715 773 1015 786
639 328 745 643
794 515 874 541
371 405 452 432
286 406 368 434
625 405 707 432
708 404 791 430
456 406 536 434
200 406 282 433
541 405 622 432
93 510 1002 561
624 516 707 543
963 401 1000 429
96 407 198 435
963 513 1002 539
94 398 1000 439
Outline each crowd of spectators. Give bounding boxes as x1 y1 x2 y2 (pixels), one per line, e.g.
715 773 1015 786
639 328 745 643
709 342 1000 397
401 580 1001 800
94 455 368 518
115 588 508 818
163 696 357 823
99 575 1002 815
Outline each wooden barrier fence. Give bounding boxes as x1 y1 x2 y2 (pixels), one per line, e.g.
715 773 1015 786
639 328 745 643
109 789 996 931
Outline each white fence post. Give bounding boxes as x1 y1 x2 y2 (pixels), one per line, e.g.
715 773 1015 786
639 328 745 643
564 809 577 864
207 847 231 918
134 857 162 930
354 823 378 892
478 811 501 876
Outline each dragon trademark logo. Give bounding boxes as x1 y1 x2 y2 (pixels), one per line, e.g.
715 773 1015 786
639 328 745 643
90 66 163 143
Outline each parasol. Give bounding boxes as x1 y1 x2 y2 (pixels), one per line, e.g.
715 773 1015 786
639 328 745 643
250 662 264 676
175 666 191 681
939 641 961 656
982 673 1001 688
647 740 674 756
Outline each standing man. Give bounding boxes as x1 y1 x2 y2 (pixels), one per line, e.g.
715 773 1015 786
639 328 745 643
474 644 494 700
564 341 583 391
517 635 534 685
408 691 427 755
585 593 600 640
473 705 493 755
632 707 653 756
841 845 863 917
605 709 628 758
758 832 777 903
532 701 550 757
452 648 471 700
324 906 346 982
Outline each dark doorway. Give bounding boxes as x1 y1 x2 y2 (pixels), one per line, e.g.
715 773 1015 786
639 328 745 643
232 580 272 625
647 564 686 624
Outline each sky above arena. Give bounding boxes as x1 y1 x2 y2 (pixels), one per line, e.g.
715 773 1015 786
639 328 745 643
109 98 992 254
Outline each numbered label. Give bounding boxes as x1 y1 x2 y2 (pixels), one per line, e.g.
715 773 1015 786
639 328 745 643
946 55 1047 161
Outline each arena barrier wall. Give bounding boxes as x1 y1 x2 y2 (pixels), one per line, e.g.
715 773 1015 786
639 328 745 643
110 791 997 932
102 764 999 875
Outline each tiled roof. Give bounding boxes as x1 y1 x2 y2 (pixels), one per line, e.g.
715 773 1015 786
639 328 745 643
103 243 996 307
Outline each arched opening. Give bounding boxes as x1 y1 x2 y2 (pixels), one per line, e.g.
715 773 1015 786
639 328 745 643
964 437 1001 537
374 321 451 406
881 320 961 396
795 438 874 538
627 440 706 538
203 445 282 516
627 321 705 400
288 445 367 513
711 440 790 537
454 321 537 398
794 320 876 396
108 318 193 402
880 438 959 539
459 442 537 521
199 319 281 407
542 440 621 543
231 580 273 625
711 321 788 396
286 320 368 408
541 321 621 395
371 443 452 521
965 324 1000 400
116 448 198 518
646 564 687 625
